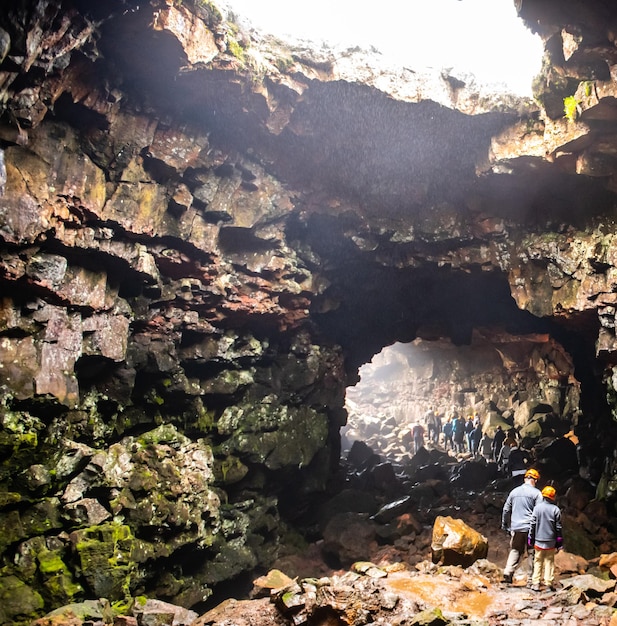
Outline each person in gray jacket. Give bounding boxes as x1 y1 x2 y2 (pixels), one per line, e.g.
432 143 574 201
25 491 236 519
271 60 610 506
528 485 563 591
501 468 542 583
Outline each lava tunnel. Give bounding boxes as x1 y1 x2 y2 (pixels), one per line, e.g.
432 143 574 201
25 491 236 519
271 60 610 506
3 0 617 623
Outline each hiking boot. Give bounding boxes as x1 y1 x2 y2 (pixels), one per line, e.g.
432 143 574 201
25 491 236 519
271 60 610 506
503 573 512 584
530 583 541 592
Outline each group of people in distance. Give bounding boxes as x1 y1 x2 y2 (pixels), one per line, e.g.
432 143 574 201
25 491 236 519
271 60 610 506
502 468 563 591
409 408 562 590
412 408 527 476
413 408 485 456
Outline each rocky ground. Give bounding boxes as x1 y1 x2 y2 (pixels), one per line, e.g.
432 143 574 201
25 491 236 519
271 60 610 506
29 436 617 626
30 538 617 626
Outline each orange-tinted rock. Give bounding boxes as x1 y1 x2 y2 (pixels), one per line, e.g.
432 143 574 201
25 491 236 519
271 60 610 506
556 550 589 575
431 516 488 567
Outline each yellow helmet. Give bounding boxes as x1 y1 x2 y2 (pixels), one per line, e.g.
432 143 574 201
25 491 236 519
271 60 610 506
525 468 540 481
541 486 556 500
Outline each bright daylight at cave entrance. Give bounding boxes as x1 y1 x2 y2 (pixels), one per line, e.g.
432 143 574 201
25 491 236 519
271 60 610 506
224 0 544 95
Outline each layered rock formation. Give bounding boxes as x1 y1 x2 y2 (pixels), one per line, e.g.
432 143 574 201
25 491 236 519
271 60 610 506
2 0 617 622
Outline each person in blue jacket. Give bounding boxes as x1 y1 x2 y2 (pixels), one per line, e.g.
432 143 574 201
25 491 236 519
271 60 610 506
443 417 454 451
528 485 563 591
501 468 543 583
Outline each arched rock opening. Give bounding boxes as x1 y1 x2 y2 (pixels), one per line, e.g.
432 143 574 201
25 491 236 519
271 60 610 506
343 334 580 462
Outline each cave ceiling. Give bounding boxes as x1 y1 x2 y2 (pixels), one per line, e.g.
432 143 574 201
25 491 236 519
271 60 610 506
1 0 617 371
92 2 617 353
1 0 617 378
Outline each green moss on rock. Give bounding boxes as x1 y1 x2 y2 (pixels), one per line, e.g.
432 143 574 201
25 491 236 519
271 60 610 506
0 509 25 553
37 546 83 606
0 574 44 624
213 455 248 484
71 522 135 601
137 423 190 447
562 516 599 560
217 404 328 470
0 491 23 507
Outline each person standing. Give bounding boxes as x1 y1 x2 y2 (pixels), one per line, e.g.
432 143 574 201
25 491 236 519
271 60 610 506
501 468 542 584
471 423 483 457
508 445 533 478
411 422 425 455
453 414 466 453
464 416 474 452
492 426 506 462
443 417 454 451
528 485 563 591
425 407 437 444
497 429 518 474
479 432 493 461
434 411 443 444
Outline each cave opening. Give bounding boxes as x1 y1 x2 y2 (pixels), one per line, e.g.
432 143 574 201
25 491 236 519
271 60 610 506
310 255 607 486
224 0 543 96
342 332 581 471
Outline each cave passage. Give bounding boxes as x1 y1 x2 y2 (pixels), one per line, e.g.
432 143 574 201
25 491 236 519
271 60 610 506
313 261 601 472
342 333 581 467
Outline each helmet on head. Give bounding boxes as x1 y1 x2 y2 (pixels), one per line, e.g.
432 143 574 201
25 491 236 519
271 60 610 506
525 468 540 481
541 486 556 500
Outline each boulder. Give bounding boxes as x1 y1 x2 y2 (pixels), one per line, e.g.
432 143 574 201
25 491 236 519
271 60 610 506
565 478 596 511
535 437 580 479
599 552 617 580
430 515 488 567
317 488 379 530
0 574 44 624
347 440 380 469
449 459 497 490
372 496 413 524
556 550 589 575
132 598 198 626
410 607 448 626
560 574 616 596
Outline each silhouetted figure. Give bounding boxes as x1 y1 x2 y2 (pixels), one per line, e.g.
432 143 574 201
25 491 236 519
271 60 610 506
465 416 475 452
479 433 493 461
492 426 506 462
453 415 466 453
471 424 482 457
443 417 454 450
434 412 443 443
425 407 438 444
508 445 532 478
412 422 425 455
498 430 518 474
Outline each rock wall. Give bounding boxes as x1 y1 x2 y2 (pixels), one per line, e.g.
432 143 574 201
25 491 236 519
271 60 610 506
1 0 617 622
0 1 346 620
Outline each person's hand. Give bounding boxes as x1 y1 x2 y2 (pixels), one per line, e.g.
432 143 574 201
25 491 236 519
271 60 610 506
555 536 563 551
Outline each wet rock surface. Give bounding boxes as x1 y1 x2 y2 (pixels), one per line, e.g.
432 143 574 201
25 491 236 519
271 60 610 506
31 536 617 626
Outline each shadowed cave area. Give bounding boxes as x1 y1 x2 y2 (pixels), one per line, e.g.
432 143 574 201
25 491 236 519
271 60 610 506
5 0 617 624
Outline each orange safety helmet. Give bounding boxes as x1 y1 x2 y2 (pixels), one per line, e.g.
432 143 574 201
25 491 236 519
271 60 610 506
541 485 556 500
525 468 540 481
